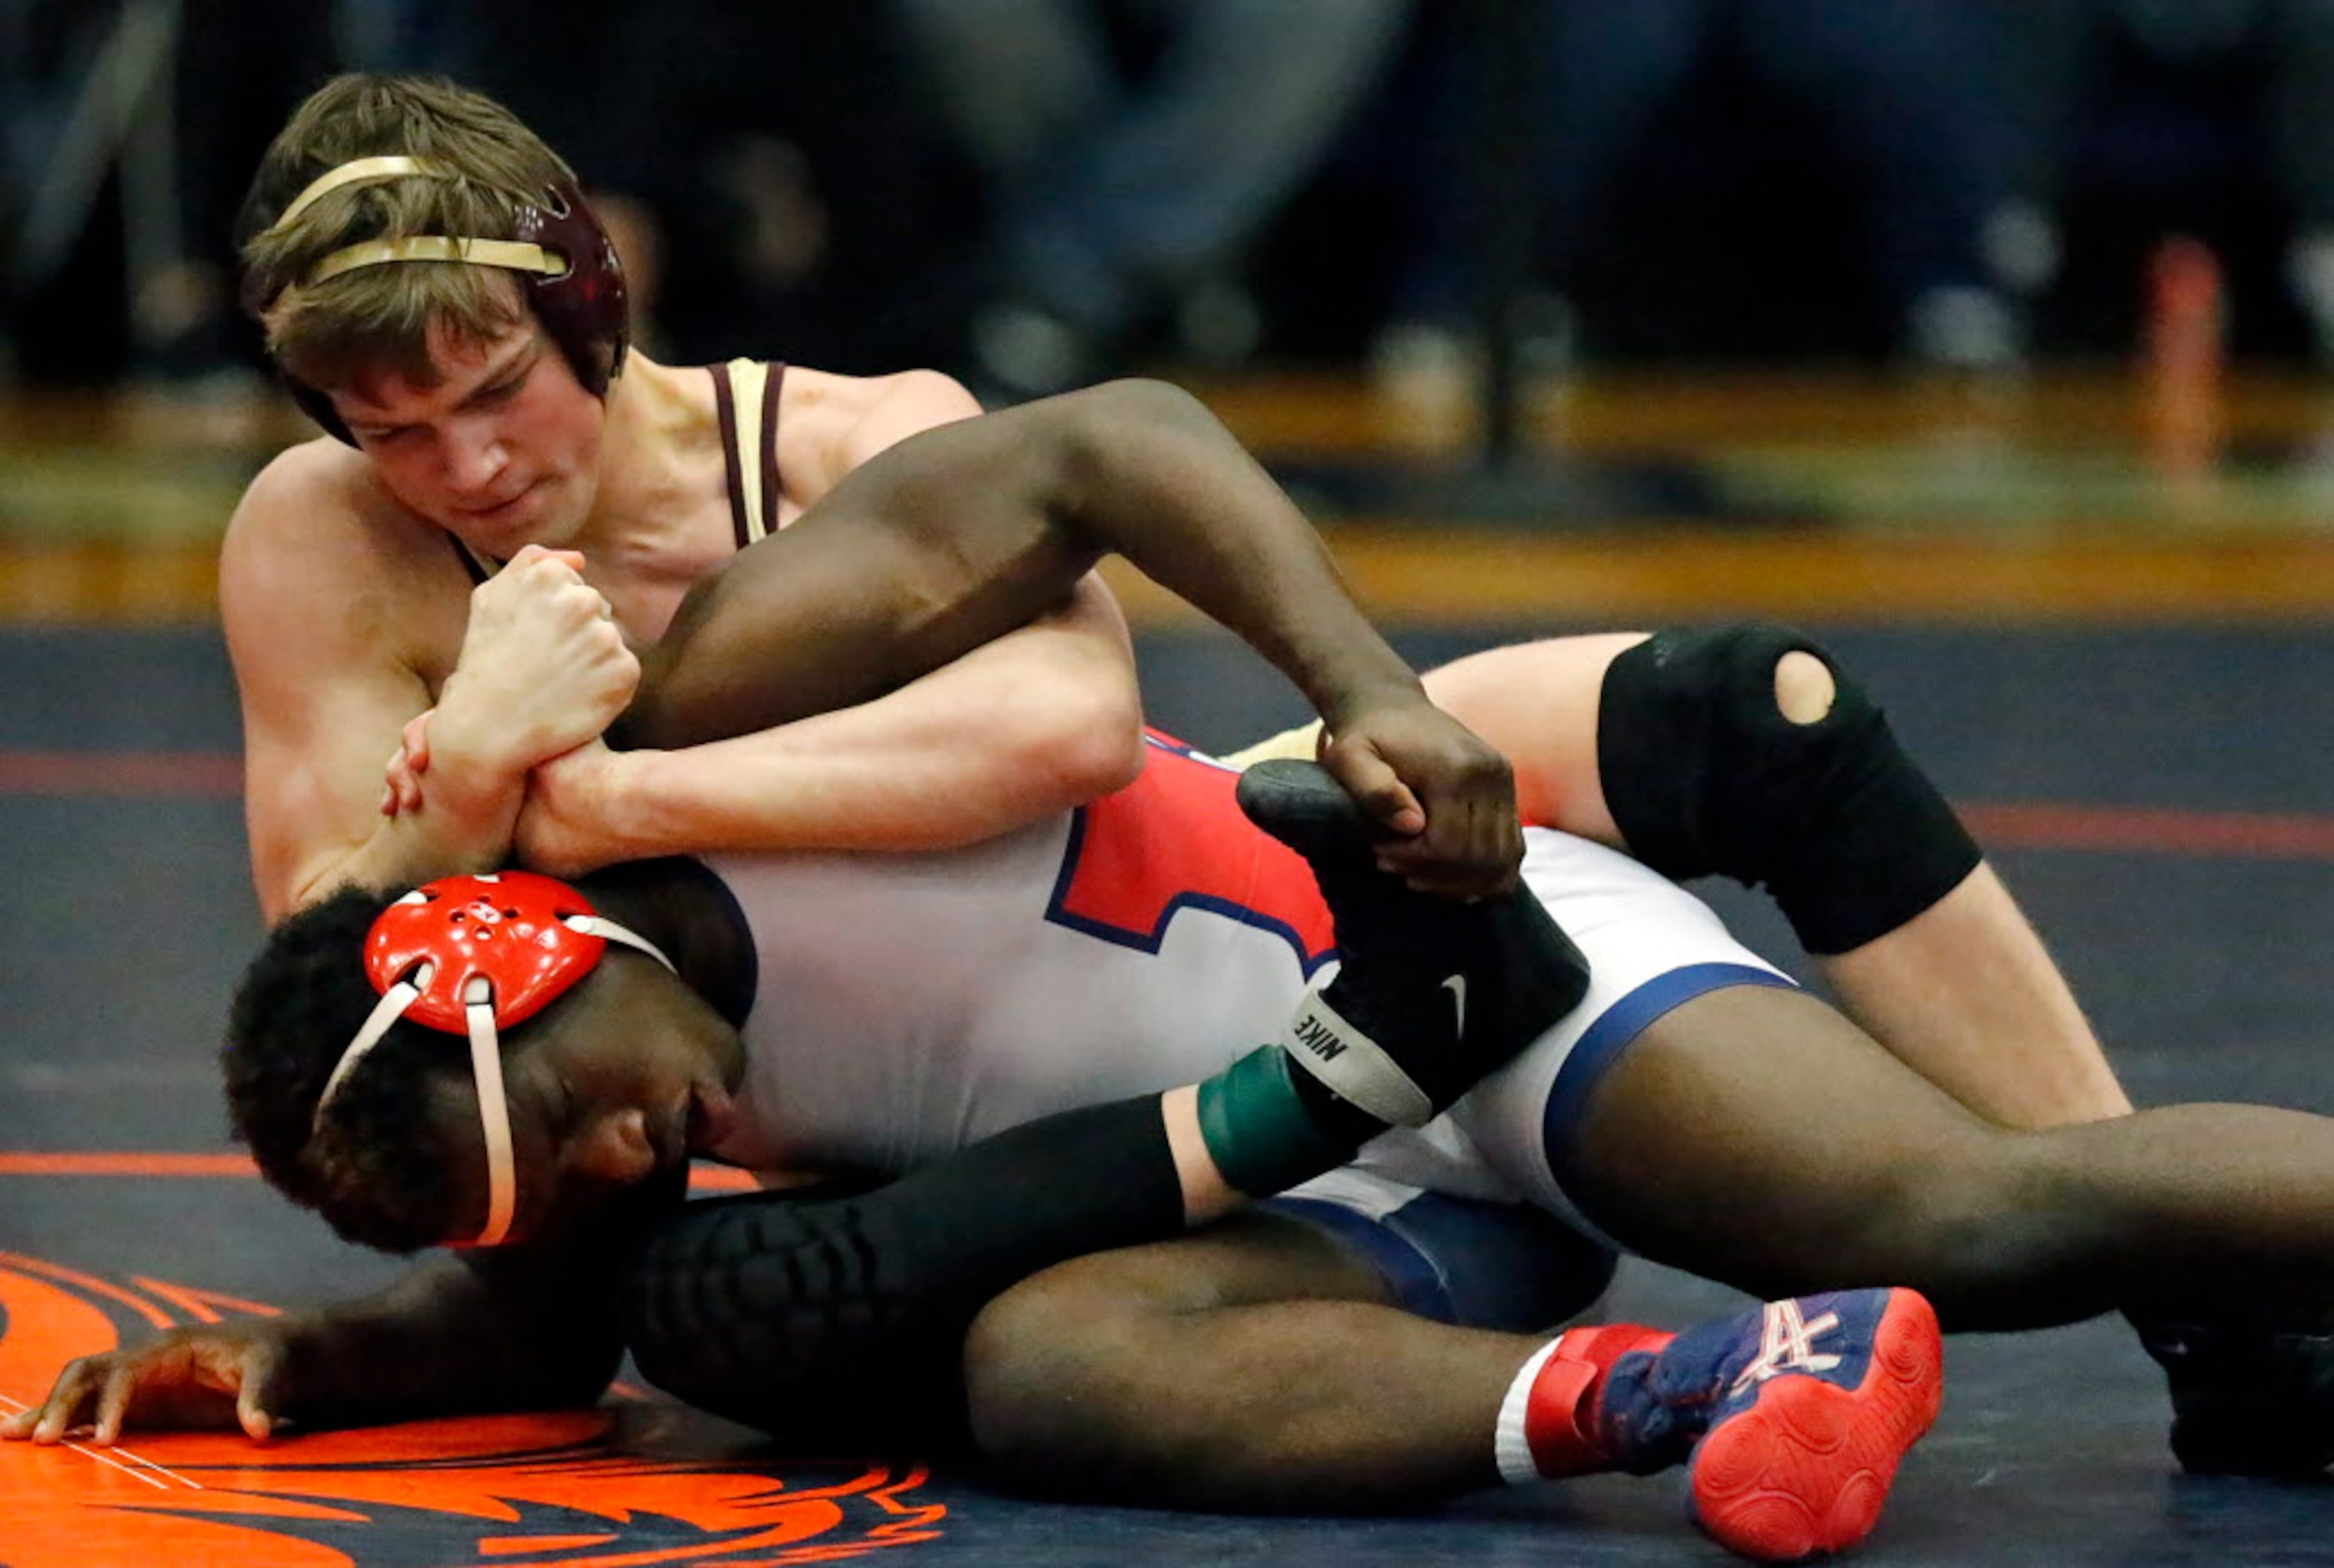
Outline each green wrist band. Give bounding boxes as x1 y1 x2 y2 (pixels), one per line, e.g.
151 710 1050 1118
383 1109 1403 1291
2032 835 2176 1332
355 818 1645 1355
1195 1045 1365 1196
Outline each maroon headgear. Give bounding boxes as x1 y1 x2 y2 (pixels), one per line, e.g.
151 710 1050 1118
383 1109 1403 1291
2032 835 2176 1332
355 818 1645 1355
245 155 628 444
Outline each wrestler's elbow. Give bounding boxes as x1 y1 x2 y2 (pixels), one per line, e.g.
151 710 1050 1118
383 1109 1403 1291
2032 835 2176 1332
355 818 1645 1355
1005 659 1146 813
1076 377 1218 435
1053 681 1147 804
1025 380 1225 505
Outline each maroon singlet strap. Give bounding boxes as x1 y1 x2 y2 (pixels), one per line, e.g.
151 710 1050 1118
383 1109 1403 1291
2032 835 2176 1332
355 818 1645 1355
708 364 752 551
758 362 787 540
446 532 492 584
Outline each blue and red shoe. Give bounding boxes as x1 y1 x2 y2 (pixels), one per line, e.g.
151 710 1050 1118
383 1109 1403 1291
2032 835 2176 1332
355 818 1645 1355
1525 1288 1942 1561
1676 1290 1942 1560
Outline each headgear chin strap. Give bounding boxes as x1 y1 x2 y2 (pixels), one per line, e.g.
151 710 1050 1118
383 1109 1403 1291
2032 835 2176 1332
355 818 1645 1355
249 154 630 443
313 871 674 1247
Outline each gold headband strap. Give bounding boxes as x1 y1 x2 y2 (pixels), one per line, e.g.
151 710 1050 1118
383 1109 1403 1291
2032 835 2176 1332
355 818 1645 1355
271 154 448 231
306 235 567 287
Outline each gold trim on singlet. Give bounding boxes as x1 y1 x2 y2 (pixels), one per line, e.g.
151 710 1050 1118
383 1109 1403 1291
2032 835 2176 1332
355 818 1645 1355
716 358 786 545
723 359 767 543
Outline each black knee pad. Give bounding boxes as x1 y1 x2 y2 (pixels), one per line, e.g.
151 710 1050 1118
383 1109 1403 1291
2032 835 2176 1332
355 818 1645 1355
1596 624 1981 955
619 1181 973 1449
619 1096 1188 1445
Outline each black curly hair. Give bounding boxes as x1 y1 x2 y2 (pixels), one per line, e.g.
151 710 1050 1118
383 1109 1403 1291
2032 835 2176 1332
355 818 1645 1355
223 885 478 1252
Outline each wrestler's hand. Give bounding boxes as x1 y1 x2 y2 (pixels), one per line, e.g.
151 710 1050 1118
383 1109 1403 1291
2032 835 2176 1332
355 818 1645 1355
0 1322 301 1445
514 738 630 878
1317 689 1523 899
381 707 433 817
431 546 639 787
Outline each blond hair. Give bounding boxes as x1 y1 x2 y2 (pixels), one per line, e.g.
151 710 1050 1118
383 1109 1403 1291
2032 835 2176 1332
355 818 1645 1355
240 74 577 392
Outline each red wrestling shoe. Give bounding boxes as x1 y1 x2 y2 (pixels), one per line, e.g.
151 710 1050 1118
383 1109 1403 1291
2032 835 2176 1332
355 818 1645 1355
1678 1290 1943 1560
1516 1289 1940 1560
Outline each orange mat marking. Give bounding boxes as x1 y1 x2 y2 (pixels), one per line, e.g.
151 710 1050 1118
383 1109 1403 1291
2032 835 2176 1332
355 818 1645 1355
0 1259 948 1565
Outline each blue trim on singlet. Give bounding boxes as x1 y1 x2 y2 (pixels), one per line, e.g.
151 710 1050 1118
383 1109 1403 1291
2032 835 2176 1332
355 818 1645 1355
1541 962 1799 1191
1266 1194 1456 1321
1263 1188 1619 1331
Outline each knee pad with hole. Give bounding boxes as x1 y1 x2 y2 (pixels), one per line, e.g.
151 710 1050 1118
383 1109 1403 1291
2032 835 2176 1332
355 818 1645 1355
1595 624 1980 954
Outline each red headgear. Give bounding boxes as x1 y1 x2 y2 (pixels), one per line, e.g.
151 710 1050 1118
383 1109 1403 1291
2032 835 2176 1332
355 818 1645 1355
315 871 673 1246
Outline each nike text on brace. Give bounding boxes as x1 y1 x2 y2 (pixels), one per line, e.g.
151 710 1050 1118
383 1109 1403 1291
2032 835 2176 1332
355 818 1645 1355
1291 1015 1349 1062
1277 990 1435 1127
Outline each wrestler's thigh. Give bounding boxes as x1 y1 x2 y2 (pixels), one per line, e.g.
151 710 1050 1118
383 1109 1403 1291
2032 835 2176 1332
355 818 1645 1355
985 1209 1398 1327
960 1213 1391 1449
1563 982 2001 1296
1418 633 1647 840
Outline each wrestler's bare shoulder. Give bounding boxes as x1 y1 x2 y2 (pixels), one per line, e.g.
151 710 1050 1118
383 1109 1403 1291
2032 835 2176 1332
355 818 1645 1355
219 439 472 664
782 363 961 411
775 367 980 505
222 439 464 587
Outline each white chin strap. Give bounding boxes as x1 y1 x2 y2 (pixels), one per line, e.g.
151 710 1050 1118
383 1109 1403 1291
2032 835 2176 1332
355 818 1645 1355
314 900 675 1247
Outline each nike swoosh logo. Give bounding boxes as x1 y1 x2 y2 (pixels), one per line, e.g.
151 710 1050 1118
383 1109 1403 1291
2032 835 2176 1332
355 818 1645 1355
1440 973 1467 1038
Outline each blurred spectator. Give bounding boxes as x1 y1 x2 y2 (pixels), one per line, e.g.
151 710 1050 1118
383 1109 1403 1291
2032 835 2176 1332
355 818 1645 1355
1374 0 2024 397
3 0 473 390
470 3 969 372
5 3 965 391
2007 0 2334 364
893 0 1410 402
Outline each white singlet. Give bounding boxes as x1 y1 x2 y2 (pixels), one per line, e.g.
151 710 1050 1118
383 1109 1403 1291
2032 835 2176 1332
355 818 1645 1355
703 735 1793 1241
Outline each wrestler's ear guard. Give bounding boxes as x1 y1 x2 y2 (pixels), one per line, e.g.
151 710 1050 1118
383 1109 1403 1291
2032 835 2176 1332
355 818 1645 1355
313 871 671 1246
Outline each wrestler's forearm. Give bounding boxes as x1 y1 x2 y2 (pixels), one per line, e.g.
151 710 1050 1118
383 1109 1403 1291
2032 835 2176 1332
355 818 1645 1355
625 1092 1229 1422
278 1254 620 1425
266 739 526 920
547 588 1140 867
1039 380 1425 731
620 380 1421 750
281 813 508 921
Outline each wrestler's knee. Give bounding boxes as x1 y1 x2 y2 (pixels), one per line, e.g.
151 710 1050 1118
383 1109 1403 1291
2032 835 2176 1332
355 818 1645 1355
1937 1143 2120 1319
1841 1135 2102 1322
963 1252 1187 1487
1597 621 1979 954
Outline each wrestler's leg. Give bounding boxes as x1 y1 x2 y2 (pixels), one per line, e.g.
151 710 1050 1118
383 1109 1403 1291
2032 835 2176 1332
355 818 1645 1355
966 1200 1940 1555
1564 981 2334 1328
963 1211 1527 1509
1429 630 2127 1130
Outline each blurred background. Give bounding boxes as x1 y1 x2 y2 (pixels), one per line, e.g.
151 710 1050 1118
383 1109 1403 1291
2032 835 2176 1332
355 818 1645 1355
9 0 2334 625
6 18 2334 1557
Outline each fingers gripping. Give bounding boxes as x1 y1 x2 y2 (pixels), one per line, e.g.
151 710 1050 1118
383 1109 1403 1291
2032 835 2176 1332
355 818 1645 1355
1321 739 1423 832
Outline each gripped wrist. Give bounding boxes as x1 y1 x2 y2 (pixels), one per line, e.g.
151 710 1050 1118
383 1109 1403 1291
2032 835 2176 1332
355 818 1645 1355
1315 668 1430 736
